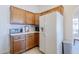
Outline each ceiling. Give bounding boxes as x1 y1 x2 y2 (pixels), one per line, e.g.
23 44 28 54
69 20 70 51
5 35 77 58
14 5 58 13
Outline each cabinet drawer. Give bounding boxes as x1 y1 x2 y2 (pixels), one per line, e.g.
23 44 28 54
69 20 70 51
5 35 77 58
13 40 26 53
13 35 25 40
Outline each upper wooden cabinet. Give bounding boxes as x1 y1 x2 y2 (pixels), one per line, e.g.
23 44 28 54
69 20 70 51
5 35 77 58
35 14 39 25
10 6 39 25
25 11 35 24
10 6 26 24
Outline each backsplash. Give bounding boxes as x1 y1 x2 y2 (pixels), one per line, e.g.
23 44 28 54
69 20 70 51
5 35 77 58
10 24 39 34
10 24 26 34
25 25 35 32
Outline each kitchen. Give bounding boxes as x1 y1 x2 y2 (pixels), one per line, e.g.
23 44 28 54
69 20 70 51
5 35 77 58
10 6 39 54
0 5 79 54
4 5 63 54
9 5 64 54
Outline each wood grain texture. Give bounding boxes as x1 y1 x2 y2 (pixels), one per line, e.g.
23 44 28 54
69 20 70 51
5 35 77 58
25 33 39 50
40 5 64 16
25 11 35 24
10 6 26 24
10 35 26 54
34 33 39 46
34 13 40 25
25 34 35 50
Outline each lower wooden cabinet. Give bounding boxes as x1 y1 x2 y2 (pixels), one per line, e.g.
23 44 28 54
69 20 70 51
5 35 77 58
10 33 39 54
25 33 39 50
13 40 26 53
25 34 35 50
10 35 26 54
34 33 39 46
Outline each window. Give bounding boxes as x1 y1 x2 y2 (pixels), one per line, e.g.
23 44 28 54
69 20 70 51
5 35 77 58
73 18 79 36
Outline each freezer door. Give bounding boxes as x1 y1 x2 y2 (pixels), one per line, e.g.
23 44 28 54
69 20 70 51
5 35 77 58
39 15 46 53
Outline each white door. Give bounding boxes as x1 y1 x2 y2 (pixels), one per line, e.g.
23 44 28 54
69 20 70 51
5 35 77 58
39 15 46 53
45 13 57 54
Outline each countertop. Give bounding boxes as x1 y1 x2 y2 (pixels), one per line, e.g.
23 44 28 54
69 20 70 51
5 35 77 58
10 31 39 36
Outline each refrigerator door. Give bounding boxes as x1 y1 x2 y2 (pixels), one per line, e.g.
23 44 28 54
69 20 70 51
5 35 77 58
45 13 57 54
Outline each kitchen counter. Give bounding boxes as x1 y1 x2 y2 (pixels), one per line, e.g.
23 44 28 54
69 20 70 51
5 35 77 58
10 31 39 36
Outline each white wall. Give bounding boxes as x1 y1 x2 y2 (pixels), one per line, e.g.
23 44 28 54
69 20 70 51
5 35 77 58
0 6 10 53
37 5 79 41
63 5 79 41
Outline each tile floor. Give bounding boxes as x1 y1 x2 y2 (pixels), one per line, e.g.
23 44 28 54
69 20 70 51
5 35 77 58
22 47 42 54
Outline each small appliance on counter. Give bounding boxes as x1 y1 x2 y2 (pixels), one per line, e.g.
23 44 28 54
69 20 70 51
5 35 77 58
35 25 39 31
10 24 25 34
25 25 35 32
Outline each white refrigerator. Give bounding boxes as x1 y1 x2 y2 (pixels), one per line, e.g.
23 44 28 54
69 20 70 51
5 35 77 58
39 12 63 54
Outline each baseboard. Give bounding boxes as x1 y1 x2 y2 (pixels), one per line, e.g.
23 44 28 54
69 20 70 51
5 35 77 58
3 51 10 54
1 50 10 54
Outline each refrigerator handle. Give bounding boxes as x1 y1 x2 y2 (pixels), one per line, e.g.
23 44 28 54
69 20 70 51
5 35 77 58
41 27 44 32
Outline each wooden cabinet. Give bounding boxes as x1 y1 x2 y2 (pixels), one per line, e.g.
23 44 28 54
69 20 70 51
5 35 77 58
10 37 14 53
25 33 39 50
10 35 26 54
13 40 25 53
10 6 38 25
34 33 39 46
25 11 35 24
10 33 39 53
35 14 39 25
28 34 35 48
10 6 26 24
26 34 35 50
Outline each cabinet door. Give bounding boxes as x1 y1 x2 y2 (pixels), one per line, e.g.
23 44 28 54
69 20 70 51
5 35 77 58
10 6 26 24
25 35 29 50
10 35 26 54
35 14 39 25
13 40 25 53
26 34 35 50
10 36 14 53
34 33 39 46
26 12 35 24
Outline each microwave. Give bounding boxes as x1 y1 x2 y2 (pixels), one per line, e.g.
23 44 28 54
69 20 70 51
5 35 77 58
35 25 39 31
